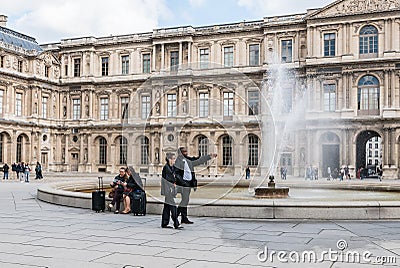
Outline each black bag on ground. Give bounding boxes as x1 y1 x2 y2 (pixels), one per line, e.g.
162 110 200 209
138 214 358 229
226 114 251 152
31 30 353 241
130 190 146 216
92 176 105 212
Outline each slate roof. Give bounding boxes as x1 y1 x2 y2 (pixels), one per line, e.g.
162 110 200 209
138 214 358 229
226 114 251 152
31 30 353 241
0 26 42 52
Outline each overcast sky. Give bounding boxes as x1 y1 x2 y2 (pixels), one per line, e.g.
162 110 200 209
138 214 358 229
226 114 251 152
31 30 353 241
1 0 333 44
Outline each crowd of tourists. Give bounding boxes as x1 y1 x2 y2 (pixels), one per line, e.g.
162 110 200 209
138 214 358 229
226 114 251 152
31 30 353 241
2 162 43 182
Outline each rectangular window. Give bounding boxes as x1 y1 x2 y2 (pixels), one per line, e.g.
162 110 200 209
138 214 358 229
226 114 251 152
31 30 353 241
224 46 234 67
142 54 151 73
100 98 109 120
199 93 209 117
223 92 234 117
249 44 260 66
16 93 22 116
64 65 68 76
42 96 48 118
199 48 209 69
248 91 260 115
0 90 3 114
121 97 129 120
73 99 81 120
170 51 179 71
121 55 129 75
167 94 177 117
141 95 151 120
101 57 109 76
45 66 50 78
323 84 336 112
73 59 81 77
374 151 379 157
0 56 4 68
18 60 23 72
324 33 336 57
281 40 293 63
375 143 379 149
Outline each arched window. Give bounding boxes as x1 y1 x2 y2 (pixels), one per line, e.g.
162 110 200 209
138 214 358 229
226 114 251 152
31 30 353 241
119 137 128 165
359 25 378 56
99 137 107 165
140 136 149 165
198 136 209 157
16 135 22 163
358 75 379 114
222 135 233 166
248 135 259 166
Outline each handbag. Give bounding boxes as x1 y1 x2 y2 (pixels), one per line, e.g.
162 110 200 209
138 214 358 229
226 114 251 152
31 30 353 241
108 189 115 198
170 185 177 197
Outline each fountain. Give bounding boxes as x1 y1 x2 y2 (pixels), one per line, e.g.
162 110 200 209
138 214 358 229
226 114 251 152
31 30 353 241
254 175 289 198
253 56 306 198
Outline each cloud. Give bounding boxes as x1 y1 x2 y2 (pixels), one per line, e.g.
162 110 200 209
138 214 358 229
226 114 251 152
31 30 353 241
189 0 206 7
237 0 333 17
1 0 172 43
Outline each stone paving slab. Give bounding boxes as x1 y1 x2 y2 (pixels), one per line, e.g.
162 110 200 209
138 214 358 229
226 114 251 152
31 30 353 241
2 180 400 267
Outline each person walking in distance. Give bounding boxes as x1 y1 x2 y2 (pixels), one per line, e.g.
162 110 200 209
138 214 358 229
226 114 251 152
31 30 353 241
35 162 43 180
24 162 31 183
245 166 250 180
174 147 217 224
3 163 9 180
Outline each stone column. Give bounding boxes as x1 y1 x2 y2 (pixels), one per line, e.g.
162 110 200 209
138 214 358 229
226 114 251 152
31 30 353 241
235 41 240 66
384 19 389 52
187 42 192 66
109 135 115 172
68 55 72 77
179 42 183 69
161 43 165 71
343 23 348 54
152 45 156 72
391 70 396 108
65 134 69 170
384 71 389 108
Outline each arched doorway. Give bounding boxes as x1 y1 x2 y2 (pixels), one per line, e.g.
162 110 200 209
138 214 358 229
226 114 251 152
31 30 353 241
321 132 340 177
356 130 381 172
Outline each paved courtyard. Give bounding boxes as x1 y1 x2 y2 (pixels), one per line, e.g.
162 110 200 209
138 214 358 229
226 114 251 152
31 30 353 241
1 177 400 267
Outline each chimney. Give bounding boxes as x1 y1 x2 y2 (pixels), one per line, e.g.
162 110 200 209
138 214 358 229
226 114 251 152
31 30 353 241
0 15 7 27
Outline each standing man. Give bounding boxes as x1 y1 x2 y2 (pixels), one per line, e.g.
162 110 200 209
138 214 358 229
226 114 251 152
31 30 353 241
327 166 332 180
245 166 250 180
24 162 31 183
3 163 9 180
174 147 217 224
11 163 17 180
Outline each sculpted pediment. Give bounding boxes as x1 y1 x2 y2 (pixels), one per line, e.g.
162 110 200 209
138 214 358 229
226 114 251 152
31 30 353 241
307 0 400 19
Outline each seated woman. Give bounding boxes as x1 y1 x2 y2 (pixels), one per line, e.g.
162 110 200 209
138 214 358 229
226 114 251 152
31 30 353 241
108 167 127 214
121 166 142 214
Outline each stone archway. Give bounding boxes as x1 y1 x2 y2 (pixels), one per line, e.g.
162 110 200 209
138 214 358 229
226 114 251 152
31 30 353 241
356 130 381 171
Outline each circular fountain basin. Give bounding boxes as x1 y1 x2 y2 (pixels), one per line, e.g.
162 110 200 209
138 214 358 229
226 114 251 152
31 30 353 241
37 178 400 220
254 187 289 198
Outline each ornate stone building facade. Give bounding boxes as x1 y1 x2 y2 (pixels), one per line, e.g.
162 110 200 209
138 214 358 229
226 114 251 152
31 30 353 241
0 0 399 178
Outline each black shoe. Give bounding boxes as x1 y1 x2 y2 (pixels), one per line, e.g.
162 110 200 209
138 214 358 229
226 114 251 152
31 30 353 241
162 225 173 229
181 219 193 224
174 225 184 229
